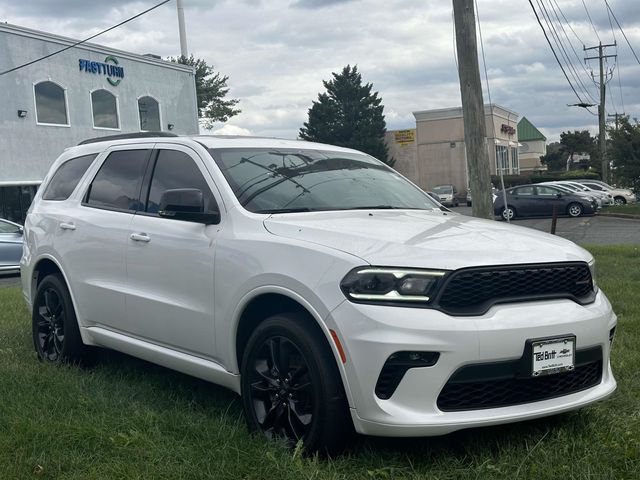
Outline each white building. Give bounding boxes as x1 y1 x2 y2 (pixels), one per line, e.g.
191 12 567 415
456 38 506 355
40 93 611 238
0 23 199 222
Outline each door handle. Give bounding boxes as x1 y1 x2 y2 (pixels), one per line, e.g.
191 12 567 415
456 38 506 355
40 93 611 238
130 233 151 243
60 222 76 231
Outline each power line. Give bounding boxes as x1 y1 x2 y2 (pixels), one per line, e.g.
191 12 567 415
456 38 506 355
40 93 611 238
551 0 584 46
528 0 596 114
473 0 493 120
0 0 172 76
605 2 625 114
540 0 598 103
605 0 640 66
581 0 601 43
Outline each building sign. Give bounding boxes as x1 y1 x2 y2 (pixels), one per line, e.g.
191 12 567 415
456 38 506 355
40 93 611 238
501 124 516 136
394 129 416 145
78 55 124 86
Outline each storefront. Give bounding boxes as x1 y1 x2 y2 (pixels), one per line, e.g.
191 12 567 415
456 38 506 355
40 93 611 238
385 104 523 194
0 23 199 222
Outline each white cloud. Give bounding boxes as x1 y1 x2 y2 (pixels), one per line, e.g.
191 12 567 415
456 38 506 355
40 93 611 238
210 124 253 136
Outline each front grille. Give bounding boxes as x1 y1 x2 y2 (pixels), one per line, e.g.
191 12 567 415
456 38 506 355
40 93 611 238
436 262 594 315
437 347 602 411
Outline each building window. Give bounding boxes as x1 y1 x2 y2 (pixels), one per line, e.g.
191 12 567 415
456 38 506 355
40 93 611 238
0 185 38 223
91 89 119 129
34 81 68 125
511 147 519 174
138 96 161 131
495 145 508 174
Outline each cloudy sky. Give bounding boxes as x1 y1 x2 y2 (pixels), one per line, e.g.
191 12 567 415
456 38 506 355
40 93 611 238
1 0 639 141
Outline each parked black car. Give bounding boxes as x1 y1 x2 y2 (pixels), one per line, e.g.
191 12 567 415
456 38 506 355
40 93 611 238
493 184 596 220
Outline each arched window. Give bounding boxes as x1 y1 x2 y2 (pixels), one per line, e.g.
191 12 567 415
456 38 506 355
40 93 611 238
138 96 161 131
91 89 119 129
34 81 68 125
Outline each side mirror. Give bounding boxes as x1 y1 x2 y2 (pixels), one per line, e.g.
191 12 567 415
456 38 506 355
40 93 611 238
556 193 562 198
158 188 220 225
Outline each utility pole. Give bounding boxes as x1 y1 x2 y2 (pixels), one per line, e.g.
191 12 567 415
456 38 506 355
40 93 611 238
584 42 616 183
608 112 624 131
176 0 189 58
453 0 493 220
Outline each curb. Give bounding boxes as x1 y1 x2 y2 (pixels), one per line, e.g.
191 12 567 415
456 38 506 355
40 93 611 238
598 213 640 220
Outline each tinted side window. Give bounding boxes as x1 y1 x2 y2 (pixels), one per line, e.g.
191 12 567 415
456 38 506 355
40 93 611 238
536 186 557 196
86 150 149 212
146 150 217 214
514 186 534 196
42 154 97 201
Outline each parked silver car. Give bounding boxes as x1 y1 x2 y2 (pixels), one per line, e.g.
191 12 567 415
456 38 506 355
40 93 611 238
0 218 23 274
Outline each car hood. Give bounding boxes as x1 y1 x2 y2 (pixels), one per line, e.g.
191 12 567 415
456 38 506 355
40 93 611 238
263 210 590 270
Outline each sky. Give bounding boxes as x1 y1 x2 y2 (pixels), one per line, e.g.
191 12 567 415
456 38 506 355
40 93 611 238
1 0 639 142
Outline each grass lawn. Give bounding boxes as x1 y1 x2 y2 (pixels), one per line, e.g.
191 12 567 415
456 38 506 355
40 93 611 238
604 204 640 215
0 246 638 479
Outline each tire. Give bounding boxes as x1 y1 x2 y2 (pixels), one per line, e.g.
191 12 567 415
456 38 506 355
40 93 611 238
567 202 583 217
614 196 626 206
501 206 516 221
240 313 351 455
32 274 86 364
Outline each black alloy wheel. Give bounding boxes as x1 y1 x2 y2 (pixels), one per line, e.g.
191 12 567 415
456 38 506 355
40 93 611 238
32 274 85 363
241 313 352 455
247 336 313 442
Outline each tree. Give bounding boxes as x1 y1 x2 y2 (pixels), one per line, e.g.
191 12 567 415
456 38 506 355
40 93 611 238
540 141 567 172
299 65 392 165
608 116 640 191
168 55 240 129
559 130 596 170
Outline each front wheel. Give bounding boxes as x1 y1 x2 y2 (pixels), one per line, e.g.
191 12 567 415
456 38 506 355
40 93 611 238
501 206 516 221
614 196 626 206
241 313 351 455
32 274 85 363
567 202 583 217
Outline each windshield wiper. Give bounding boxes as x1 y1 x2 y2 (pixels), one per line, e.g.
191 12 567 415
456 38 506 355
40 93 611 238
255 207 316 214
346 205 420 210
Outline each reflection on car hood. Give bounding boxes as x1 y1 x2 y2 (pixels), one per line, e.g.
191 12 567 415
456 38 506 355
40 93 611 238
263 210 590 270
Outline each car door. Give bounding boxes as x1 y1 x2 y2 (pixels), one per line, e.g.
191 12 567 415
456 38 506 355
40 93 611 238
532 185 567 216
124 145 221 358
511 186 535 216
63 146 152 330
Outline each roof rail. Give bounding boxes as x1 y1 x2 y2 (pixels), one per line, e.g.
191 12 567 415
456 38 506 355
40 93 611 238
78 132 179 145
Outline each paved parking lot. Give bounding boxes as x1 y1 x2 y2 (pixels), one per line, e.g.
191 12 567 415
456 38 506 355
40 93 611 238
452 206 640 245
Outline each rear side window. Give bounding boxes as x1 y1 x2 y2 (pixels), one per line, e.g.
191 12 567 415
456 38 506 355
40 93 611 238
42 154 97 201
145 149 217 214
85 150 150 212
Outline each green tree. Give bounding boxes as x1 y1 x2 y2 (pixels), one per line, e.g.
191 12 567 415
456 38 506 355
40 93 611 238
540 141 567 171
168 55 240 129
559 130 596 170
608 116 640 191
299 65 392 165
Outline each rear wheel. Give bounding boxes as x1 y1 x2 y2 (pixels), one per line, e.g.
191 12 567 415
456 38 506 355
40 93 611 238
32 274 85 363
567 203 583 217
614 196 626 206
501 206 516 221
241 313 351 455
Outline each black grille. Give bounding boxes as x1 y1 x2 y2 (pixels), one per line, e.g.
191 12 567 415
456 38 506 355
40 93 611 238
437 348 603 411
436 262 594 315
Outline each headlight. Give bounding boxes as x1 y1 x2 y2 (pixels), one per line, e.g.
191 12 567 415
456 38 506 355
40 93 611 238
588 259 598 292
340 267 448 304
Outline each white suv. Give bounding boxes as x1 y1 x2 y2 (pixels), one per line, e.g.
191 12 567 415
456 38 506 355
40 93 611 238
21 134 617 454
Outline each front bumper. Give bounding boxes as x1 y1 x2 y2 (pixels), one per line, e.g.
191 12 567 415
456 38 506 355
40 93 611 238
329 291 616 437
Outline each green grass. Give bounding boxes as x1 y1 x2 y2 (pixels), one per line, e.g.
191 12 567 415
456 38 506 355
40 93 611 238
604 204 640 215
1 246 639 479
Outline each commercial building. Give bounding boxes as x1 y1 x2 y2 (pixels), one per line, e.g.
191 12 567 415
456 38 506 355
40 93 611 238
517 117 547 172
0 23 199 222
386 104 525 194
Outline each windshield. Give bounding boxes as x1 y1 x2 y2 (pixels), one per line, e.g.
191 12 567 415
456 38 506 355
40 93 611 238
432 185 453 194
209 148 439 213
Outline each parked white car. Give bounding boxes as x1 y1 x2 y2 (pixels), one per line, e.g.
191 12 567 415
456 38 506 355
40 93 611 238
21 134 617 454
574 180 636 205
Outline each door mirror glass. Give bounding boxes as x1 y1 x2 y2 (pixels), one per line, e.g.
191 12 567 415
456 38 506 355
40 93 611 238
158 188 220 224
